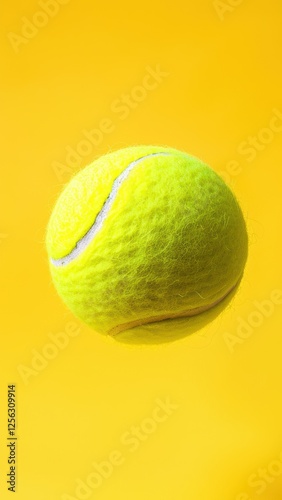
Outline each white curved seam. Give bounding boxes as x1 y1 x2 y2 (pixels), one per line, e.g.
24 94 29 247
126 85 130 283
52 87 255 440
51 152 171 267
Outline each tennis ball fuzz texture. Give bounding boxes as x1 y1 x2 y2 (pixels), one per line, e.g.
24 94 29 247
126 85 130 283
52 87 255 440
46 146 248 341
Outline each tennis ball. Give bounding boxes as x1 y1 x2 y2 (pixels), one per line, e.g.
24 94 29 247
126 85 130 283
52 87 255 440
46 146 248 343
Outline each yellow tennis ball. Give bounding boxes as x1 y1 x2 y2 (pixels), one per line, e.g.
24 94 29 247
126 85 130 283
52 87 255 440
46 146 248 343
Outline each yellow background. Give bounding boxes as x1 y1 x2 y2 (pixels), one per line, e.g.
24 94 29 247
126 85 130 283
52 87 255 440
1 0 282 498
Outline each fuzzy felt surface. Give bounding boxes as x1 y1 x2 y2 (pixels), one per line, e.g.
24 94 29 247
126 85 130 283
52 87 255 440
46 146 248 340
